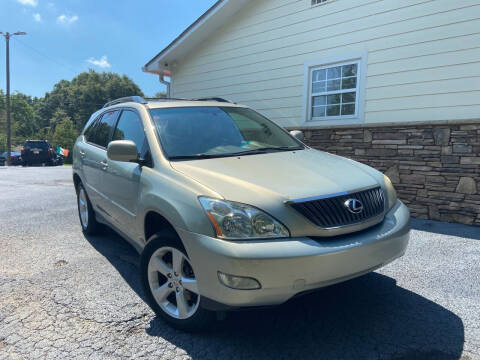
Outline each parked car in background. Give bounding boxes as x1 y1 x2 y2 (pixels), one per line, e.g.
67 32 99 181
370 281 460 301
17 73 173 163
21 140 56 166
73 96 410 331
0 151 22 166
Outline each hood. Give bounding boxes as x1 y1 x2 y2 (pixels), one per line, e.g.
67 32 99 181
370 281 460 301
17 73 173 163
170 149 380 204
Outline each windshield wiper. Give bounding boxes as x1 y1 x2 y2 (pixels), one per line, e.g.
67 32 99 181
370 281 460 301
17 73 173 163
231 146 304 156
169 153 235 160
169 146 303 161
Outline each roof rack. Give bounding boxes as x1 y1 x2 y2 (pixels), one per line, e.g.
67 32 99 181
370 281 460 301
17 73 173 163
144 97 188 102
103 96 234 108
103 96 147 108
192 97 232 103
145 97 233 103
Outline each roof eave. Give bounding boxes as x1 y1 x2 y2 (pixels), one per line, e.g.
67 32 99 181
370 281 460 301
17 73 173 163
143 0 251 74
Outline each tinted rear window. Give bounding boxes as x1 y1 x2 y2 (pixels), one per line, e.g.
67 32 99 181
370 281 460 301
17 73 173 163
88 111 119 148
24 141 49 149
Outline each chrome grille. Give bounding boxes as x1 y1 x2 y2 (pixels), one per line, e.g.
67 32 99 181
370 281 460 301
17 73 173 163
290 187 385 228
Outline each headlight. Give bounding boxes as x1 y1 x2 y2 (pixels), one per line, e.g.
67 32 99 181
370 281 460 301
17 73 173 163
199 197 290 240
383 175 397 210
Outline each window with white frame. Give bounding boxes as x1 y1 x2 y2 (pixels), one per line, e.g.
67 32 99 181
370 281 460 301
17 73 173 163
312 0 329 5
309 61 360 121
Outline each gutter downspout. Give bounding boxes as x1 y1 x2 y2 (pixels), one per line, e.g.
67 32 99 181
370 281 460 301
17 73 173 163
159 69 172 97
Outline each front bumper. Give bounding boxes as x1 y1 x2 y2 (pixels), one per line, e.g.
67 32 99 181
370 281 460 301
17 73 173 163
178 200 410 308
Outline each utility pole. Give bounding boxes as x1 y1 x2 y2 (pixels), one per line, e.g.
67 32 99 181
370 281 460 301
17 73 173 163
0 31 26 166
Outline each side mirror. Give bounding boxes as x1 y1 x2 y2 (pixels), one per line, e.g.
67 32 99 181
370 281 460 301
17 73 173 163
107 140 138 163
290 130 304 142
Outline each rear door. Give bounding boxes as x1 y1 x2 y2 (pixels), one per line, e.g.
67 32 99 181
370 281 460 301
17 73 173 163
103 109 150 237
81 110 119 216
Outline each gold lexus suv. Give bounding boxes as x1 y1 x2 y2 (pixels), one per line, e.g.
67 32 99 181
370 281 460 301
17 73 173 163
73 96 410 331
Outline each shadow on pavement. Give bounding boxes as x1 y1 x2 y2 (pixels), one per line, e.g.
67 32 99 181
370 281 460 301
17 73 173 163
85 229 465 360
411 218 480 240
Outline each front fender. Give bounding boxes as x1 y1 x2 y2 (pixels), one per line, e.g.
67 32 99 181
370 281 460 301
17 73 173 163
136 166 220 244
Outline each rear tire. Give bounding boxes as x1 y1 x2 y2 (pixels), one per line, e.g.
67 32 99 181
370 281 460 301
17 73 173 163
77 183 100 235
140 230 215 332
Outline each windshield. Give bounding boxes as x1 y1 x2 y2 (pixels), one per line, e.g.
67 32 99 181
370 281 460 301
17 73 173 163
150 106 303 159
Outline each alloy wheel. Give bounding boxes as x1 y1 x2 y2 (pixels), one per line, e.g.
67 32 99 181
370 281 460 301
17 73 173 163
78 188 89 229
147 247 200 320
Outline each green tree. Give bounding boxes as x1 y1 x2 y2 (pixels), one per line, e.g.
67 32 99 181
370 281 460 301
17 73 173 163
0 133 6 153
52 113 79 163
1 70 144 150
0 90 38 145
37 70 144 132
11 93 36 140
52 111 77 147
47 109 68 139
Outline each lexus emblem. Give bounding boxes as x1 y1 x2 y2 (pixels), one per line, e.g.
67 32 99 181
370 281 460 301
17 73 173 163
344 199 364 214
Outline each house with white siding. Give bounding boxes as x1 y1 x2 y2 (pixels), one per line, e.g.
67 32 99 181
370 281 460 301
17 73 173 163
143 0 480 226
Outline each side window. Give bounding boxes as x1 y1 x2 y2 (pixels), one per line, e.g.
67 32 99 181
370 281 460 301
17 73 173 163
112 110 148 158
311 0 329 5
90 110 119 148
84 118 100 143
310 62 359 120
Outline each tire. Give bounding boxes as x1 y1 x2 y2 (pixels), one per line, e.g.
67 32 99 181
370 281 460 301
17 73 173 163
140 230 215 332
76 183 100 235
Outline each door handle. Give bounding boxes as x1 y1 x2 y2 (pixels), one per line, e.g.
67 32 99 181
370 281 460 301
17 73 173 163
100 160 108 170
79 150 86 159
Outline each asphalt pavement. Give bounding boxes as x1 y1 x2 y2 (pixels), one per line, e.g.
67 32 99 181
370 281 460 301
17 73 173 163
0 166 479 360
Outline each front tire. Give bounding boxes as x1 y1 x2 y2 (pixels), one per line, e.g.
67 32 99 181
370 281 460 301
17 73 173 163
140 231 215 331
77 183 100 235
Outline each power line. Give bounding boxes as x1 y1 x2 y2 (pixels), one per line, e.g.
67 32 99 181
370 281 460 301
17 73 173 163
11 37 79 75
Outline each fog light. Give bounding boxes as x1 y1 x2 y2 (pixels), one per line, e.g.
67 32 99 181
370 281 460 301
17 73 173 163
217 272 261 290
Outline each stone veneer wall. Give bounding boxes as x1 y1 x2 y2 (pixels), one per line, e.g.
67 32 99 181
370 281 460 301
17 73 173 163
299 122 480 226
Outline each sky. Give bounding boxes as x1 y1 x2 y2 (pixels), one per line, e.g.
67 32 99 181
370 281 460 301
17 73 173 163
0 0 217 98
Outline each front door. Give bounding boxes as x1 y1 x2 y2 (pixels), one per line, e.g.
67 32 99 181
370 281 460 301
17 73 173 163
82 110 119 218
103 109 150 237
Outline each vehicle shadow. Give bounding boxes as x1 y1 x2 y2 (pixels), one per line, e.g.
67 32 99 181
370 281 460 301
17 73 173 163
411 218 480 240
85 230 465 360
